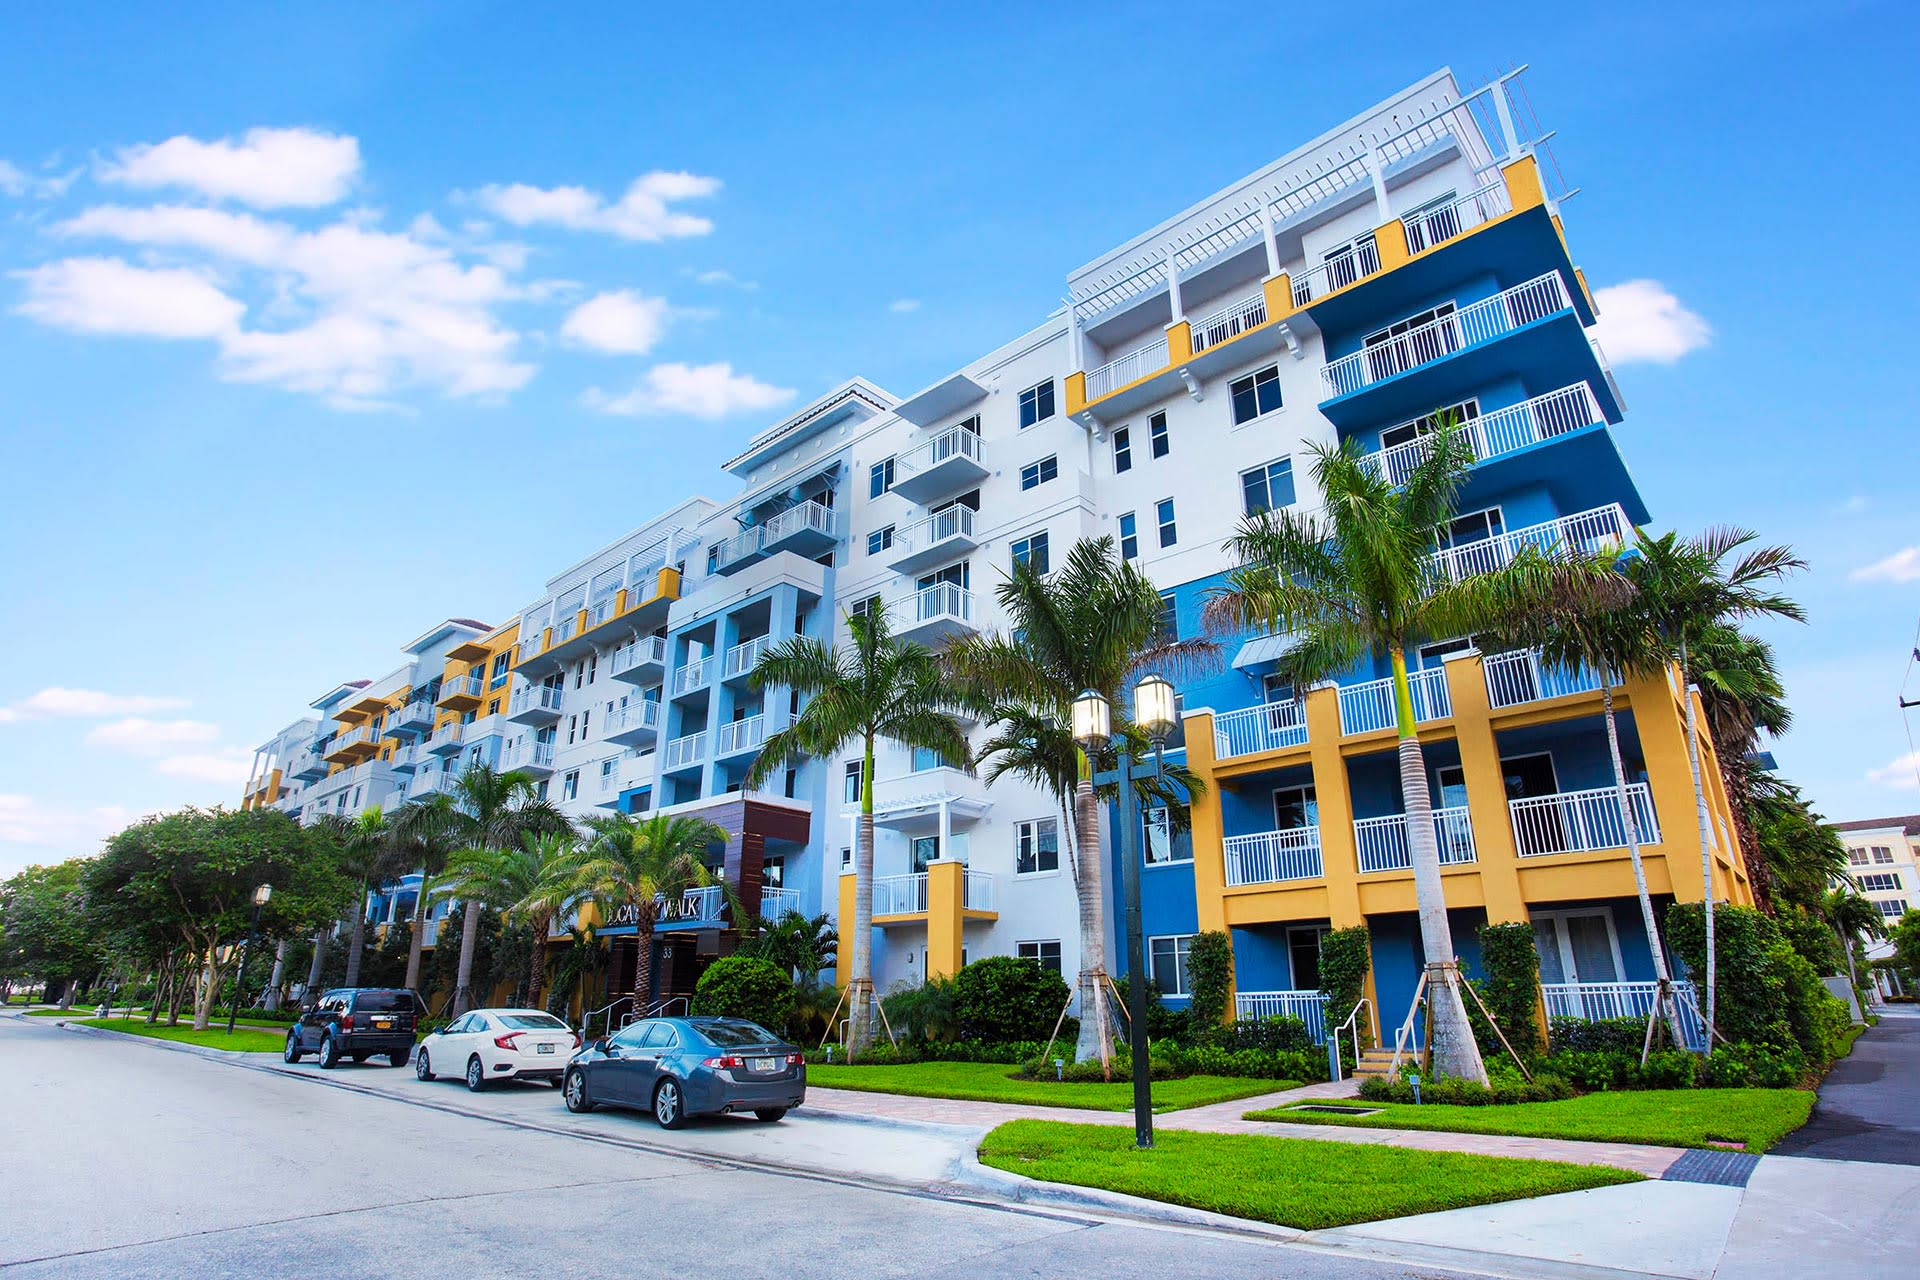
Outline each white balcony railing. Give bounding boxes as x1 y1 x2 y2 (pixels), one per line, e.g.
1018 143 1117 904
1511 784 1659 858
427 721 463 751
897 503 975 554
1338 666 1451 736
896 582 973 630
1353 805 1478 873
872 873 929 916
439 673 484 702
671 655 713 697
1189 292 1268 354
1321 271 1573 399
1223 828 1324 886
898 422 983 476
607 700 659 736
1543 981 1706 1051
762 499 838 545
1213 699 1307 759
611 634 667 678
676 885 725 923
509 684 565 717
1085 336 1169 401
724 635 769 680
585 597 618 630
510 740 554 772
1234 990 1331 1043
1429 504 1634 584
759 886 801 919
713 525 766 571
1483 648 1610 709
663 731 705 770
1399 179 1513 255
1291 236 1382 306
963 870 994 912
1359 383 1605 487
393 699 436 730
715 714 769 756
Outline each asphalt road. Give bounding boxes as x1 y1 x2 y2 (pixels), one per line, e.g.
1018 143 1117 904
0 1015 1463 1280
1772 1005 1920 1165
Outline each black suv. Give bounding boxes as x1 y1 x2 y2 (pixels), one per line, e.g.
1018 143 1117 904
283 988 422 1068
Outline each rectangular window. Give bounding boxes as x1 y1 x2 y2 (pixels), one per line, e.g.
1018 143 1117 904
1229 365 1283 425
840 846 852 869
1019 379 1055 428
869 458 895 498
1142 807 1188 865
850 594 881 619
561 771 579 802
1015 817 1060 875
1018 940 1063 975
1149 411 1169 458
1878 899 1908 918
1240 457 1296 516
1858 872 1903 892
1112 426 1133 473
1155 498 1177 548
1011 530 1050 575
1118 512 1138 561
1020 454 1059 490
867 526 895 556
1149 935 1194 996
1873 846 1896 864
1156 592 1177 642
843 760 862 805
910 745 942 772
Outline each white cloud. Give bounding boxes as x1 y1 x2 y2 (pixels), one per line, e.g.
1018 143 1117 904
560 289 669 355
13 257 243 339
474 170 720 241
99 126 360 208
84 717 221 755
688 268 755 289
1 688 190 720
584 361 793 419
1866 750 1920 790
0 159 76 200
153 750 255 785
1850 547 1920 584
889 298 922 313
1590 280 1711 365
0 794 134 853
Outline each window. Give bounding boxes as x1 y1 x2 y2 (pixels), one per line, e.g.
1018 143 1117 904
1020 454 1058 490
867 526 895 556
1858 873 1903 892
1873 846 1896 864
1018 940 1063 975
843 760 862 805
561 771 579 802
1531 908 1622 985
840 846 852 869
1240 457 1296 515
1149 411 1169 458
580 709 590 740
850 594 882 620
1848 849 1871 866
1149 935 1194 996
1877 898 1908 919
1155 498 1177 548
599 757 617 788
1011 530 1050 575
1019 379 1055 428
1273 785 1318 831
1015 817 1060 875
490 652 511 687
1143 807 1188 865
1112 426 1133 473
1118 512 1138 561
1288 926 1328 990
1229 365 1283 425
1381 399 1481 452
869 458 895 498
910 745 943 772
911 835 940 872
1155 592 1177 642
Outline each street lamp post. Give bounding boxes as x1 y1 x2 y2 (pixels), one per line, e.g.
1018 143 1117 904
227 883 272 1036
1075 674 1179 1150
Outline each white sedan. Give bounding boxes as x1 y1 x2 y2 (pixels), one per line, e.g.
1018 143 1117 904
414 1008 580 1091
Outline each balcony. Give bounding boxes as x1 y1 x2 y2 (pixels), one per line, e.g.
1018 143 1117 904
1482 648 1609 710
1511 783 1659 858
723 635 770 682
289 746 328 782
1337 667 1451 736
409 766 453 799
1353 805 1478 873
759 886 801 919
891 423 988 504
714 713 772 759
389 744 421 775
1084 336 1169 404
323 724 378 764
892 582 976 645
1189 292 1270 355
508 684 565 724
873 872 927 917
1542 981 1706 1051
671 654 713 698
714 500 841 575
505 739 555 778
886 503 979 575
1357 383 1607 487
437 673 485 712
1428 504 1633 584
425 721 465 756
1223 827 1324 887
671 885 728 927
389 699 437 737
1213 699 1307 761
662 731 705 772
1233 991 1330 1043
605 699 661 746
611 634 668 685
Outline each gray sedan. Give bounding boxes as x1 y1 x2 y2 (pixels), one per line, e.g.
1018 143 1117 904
562 1016 806 1127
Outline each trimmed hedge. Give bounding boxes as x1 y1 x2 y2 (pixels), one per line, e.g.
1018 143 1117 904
692 955 795 1032
1359 1072 1575 1106
952 955 1070 1044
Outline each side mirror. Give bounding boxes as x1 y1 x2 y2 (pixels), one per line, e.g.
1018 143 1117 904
596 1038 614 1055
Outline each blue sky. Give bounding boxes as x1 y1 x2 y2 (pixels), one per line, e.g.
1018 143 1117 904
1 1 1916 875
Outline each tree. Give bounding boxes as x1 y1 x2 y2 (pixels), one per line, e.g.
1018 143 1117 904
1823 886 1884 992
440 831 577 1011
564 812 725 1015
1203 426 1625 1083
1 860 104 1007
1623 528 1805 1040
1689 623 1792 911
946 535 1215 1065
312 808 405 989
738 910 837 981
744 603 972 1054
387 793 465 991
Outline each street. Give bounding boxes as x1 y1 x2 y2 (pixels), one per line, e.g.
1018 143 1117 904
0 1016 1458 1280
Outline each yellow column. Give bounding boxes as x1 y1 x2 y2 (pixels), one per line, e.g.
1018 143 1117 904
925 860 965 978
1443 653 1528 924
833 871 857 985
1627 669 1704 904
613 587 629 614
1187 711 1229 936
1500 153 1546 213
1304 684 1364 928
1263 272 1296 323
1372 219 1411 272
1164 319 1194 365
1065 370 1089 415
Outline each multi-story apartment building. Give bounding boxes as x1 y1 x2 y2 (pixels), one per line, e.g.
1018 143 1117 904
1831 815 1919 998
240 66 1750 1039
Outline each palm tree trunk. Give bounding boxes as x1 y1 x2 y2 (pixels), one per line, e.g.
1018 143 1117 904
632 915 656 1013
453 901 482 1015
1600 683 1684 1054
848 736 877 1054
1677 641 1718 1042
264 941 289 1012
1392 648 1486 1084
405 890 429 992
527 924 548 1012
304 928 328 1004
344 885 370 988
1071 774 1113 1067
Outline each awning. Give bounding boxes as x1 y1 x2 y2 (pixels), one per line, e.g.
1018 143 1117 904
1232 632 1296 669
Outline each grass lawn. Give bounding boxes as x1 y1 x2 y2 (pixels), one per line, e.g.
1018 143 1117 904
1248 1087 1815 1153
26 1007 291 1030
978 1120 1640 1229
807 1061 1292 1112
71 1017 286 1053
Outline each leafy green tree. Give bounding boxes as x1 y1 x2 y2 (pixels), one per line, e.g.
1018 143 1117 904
745 604 972 1054
692 954 795 1031
310 808 405 988
564 812 724 1013
738 910 837 981
440 831 577 1011
1 860 105 1007
387 793 465 991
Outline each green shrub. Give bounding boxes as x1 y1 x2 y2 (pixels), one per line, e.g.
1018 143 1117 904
1206 1013 1315 1055
1703 1041 1806 1088
1473 921 1542 1060
1549 1016 1649 1054
1667 902 1850 1062
1357 1072 1575 1106
1318 926 1372 1056
951 955 1069 1044
882 975 959 1045
692 955 795 1032
1776 906 1842 974
1186 930 1233 1032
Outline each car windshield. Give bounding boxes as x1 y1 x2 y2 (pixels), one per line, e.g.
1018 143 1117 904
499 1013 569 1030
697 1020 781 1048
354 991 413 1012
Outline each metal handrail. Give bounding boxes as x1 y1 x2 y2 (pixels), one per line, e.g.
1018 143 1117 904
580 995 633 1040
1331 998 1377 1079
644 996 688 1018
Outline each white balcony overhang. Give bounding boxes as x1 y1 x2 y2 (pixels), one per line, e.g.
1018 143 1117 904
893 371 988 428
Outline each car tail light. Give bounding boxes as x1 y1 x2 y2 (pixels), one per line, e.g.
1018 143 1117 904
787 1053 804 1065
702 1055 745 1070
571 1032 582 1049
493 1032 522 1050
340 1014 354 1031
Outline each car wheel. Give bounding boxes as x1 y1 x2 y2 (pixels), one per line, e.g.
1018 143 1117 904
282 1031 304 1064
318 1034 340 1069
466 1055 487 1092
415 1048 434 1081
388 1048 409 1069
653 1078 687 1130
563 1069 594 1113
753 1108 788 1123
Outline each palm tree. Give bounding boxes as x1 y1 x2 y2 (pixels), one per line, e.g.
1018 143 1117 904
317 808 405 989
1687 624 1792 912
440 831 577 1010
1824 885 1884 994
388 794 464 991
1203 426 1626 1083
566 812 727 1016
744 604 973 1054
1623 529 1805 1039
743 910 838 981
946 536 1216 1066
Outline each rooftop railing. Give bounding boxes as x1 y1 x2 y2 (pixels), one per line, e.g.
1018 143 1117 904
1189 292 1269 354
1399 179 1512 255
1291 237 1382 306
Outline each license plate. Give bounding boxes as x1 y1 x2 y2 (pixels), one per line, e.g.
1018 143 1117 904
374 1020 392 1029
537 1042 555 1054
750 1057 778 1073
